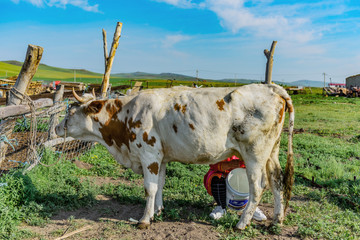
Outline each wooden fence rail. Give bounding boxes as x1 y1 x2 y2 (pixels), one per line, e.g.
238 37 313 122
0 98 53 119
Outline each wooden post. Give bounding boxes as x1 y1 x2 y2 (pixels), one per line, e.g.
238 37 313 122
102 29 108 68
264 41 277 84
7 44 44 105
100 22 122 99
0 44 43 166
48 85 64 140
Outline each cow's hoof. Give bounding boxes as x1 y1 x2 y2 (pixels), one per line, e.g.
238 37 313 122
137 222 150 229
155 207 164 216
272 213 284 224
235 222 248 230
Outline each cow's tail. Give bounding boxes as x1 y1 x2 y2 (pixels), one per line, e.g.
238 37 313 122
270 84 295 215
283 95 294 215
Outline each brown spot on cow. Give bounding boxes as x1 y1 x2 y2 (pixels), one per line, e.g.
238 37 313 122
174 103 181 111
278 99 286 123
288 104 294 113
91 99 122 125
93 116 99 122
136 143 142 148
143 132 156 146
129 119 142 129
173 124 178 133
98 116 141 151
114 99 123 109
130 132 137 142
84 100 105 115
147 162 159 175
181 104 187 114
106 100 122 118
216 99 225 111
106 103 115 114
189 123 195 130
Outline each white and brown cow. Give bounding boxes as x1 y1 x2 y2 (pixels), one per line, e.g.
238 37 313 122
55 83 294 230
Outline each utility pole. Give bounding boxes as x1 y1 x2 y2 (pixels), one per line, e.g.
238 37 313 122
234 73 237 86
323 72 326 88
196 69 199 84
74 69 76 83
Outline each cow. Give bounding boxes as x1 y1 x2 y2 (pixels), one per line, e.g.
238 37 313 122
55 83 294 230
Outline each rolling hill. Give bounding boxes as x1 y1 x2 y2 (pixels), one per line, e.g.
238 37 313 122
0 61 102 81
0 61 325 87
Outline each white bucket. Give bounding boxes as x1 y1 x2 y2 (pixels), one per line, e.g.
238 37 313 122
226 168 249 210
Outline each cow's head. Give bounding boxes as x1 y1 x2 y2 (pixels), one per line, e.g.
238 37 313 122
55 89 103 140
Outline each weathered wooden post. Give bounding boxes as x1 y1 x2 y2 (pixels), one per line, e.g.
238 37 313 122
100 22 123 99
264 41 277 84
0 44 43 166
48 85 64 140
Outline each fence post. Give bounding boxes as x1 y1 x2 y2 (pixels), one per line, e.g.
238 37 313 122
100 22 122 99
0 44 43 167
264 41 277 84
48 85 64 140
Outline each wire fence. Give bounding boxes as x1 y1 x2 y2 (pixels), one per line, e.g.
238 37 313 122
0 100 95 176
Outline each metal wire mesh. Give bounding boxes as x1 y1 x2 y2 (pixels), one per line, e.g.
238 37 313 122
0 101 95 176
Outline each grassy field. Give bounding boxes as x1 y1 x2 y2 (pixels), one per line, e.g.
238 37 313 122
0 61 102 80
0 90 359 239
0 61 246 89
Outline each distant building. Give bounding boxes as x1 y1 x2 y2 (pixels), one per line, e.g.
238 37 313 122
346 74 360 88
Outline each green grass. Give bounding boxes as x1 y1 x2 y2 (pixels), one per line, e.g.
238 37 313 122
1 91 360 239
291 94 360 136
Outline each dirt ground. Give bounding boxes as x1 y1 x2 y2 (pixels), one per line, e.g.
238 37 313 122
18 160 301 239
21 173 301 240
22 194 300 240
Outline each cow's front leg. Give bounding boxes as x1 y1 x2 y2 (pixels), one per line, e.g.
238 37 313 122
138 160 160 229
154 162 166 216
236 163 267 230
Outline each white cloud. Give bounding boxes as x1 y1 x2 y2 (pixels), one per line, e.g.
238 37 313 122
155 0 352 44
162 34 191 48
47 0 99 12
11 0 100 12
154 0 196 8
202 0 318 43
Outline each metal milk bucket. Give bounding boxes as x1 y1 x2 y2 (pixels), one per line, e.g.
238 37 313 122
226 168 249 210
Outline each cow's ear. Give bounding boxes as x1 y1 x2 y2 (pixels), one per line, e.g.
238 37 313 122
85 101 104 115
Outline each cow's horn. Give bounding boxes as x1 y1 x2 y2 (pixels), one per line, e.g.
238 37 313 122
72 88 85 103
92 88 96 98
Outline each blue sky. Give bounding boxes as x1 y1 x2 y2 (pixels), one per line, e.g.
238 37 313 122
1 0 360 83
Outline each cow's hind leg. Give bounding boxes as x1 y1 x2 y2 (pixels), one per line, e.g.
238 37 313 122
154 162 166 216
266 139 285 225
138 160 160 229
236 159 267 230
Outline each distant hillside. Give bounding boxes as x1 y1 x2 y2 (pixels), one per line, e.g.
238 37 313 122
0 61 324 87
221 78 260 84
3 60 23 67
3 60 101 76
0 60 102 81
284 80 325 88
112 71 205 81
224 78 324 87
